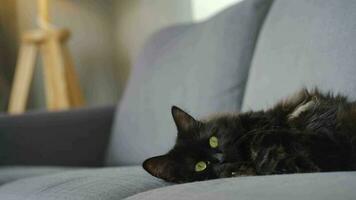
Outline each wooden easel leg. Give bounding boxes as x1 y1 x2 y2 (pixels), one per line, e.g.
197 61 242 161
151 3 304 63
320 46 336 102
8 43 38 114
40 41 56 110
8 28 84 113
61 44 85 107
46 37 70 110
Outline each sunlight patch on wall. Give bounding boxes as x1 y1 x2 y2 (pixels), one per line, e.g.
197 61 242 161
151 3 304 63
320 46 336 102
192 0 243 21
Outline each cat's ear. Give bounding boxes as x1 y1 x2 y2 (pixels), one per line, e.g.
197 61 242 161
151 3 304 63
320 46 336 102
171 106 197 132
143 155 176 182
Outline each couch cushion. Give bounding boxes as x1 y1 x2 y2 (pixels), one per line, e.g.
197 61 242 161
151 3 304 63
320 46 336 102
107 0 273 165
0 166 170 200
242 0 356 111
0 166 71 185
124 172 356 200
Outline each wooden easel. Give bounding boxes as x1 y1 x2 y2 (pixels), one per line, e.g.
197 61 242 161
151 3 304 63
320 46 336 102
8 0 84 114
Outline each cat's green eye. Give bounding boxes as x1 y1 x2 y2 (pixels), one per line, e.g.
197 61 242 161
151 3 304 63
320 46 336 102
209 136 219 148
195 161 207 172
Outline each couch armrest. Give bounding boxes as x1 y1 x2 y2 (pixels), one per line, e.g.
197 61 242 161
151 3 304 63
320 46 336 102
0 105 115 167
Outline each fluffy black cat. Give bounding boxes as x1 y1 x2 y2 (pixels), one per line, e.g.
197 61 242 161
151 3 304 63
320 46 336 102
143 89 356 183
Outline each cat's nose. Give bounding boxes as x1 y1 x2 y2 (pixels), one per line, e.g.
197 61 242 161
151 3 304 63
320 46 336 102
212 153 224 163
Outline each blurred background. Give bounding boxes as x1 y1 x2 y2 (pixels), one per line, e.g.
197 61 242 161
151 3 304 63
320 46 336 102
0 0 242 112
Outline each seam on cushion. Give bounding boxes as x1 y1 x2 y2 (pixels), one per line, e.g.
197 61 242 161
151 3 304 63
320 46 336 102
36 177 87 194
241 0 276 109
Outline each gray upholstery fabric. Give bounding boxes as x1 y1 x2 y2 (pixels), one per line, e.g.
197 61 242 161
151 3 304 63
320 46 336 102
0 166 72 185
125 172 356 200
0 106 115 166
107 0 273 165
0 166 170 200
242 0 356 111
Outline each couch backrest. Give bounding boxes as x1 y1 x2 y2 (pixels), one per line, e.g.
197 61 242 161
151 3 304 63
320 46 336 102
106 0 273 166
243 0 356 111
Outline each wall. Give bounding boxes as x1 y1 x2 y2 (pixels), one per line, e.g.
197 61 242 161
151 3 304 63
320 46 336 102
0 0 18 111
0 0 18 80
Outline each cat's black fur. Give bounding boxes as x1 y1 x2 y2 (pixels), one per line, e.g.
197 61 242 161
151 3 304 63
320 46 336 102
143 89 356 183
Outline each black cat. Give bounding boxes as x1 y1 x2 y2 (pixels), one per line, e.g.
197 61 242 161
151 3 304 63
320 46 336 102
143 89 356 183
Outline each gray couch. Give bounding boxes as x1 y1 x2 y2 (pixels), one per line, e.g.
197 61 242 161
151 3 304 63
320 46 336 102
0 0 356 199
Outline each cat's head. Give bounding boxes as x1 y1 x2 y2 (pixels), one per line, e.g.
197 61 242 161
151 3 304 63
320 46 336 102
143 106 249 183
